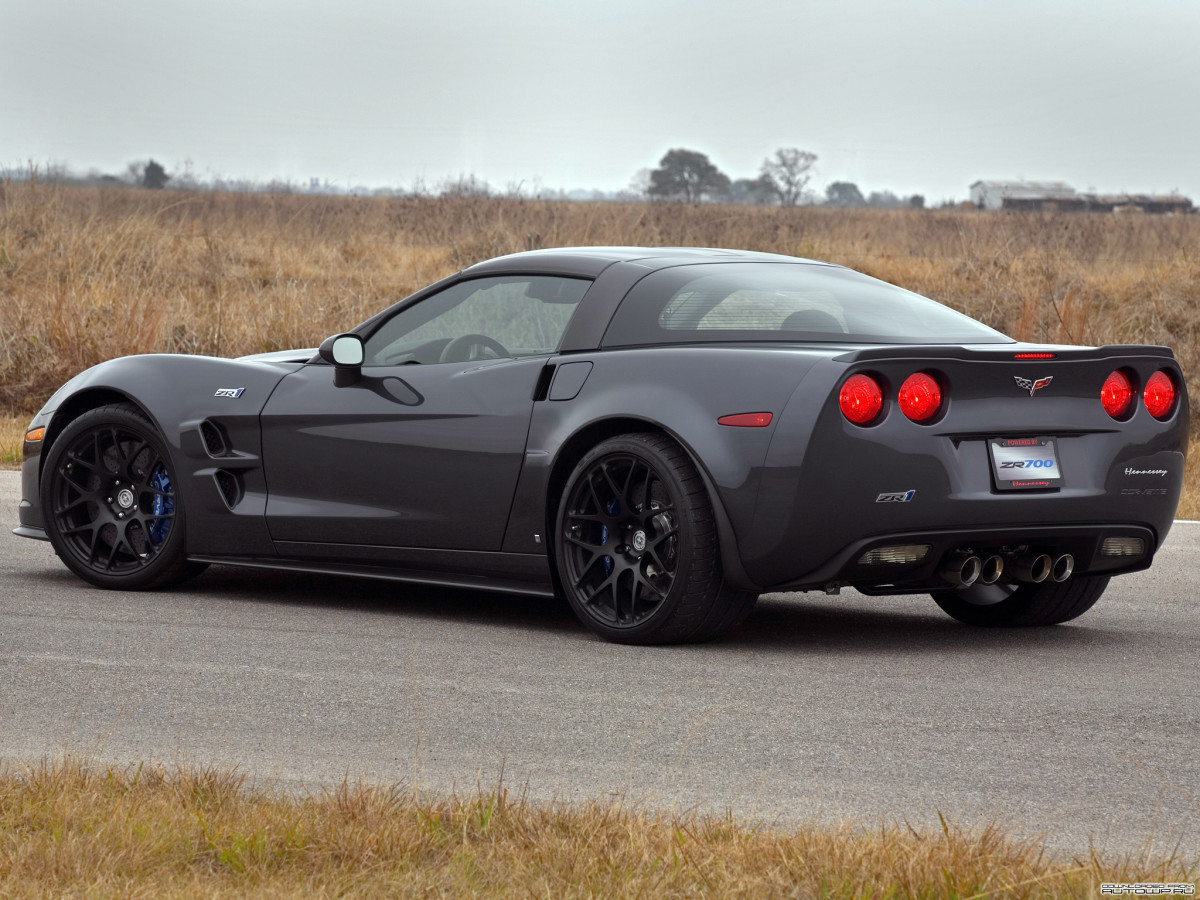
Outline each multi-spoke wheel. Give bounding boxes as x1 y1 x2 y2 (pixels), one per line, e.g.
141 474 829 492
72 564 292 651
931 576 1109 627
41 403 205 590
554 433 756 644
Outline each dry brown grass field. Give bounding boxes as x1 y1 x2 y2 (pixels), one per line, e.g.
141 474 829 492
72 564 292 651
0 758 1194 899
1 179 1195 511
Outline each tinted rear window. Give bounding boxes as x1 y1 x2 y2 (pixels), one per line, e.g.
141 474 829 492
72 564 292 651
601 263 1010 347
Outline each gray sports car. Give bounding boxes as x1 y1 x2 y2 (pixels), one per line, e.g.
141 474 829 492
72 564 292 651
14 247 1189 643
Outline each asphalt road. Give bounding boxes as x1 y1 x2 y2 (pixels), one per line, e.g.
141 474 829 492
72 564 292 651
2 470 1197 857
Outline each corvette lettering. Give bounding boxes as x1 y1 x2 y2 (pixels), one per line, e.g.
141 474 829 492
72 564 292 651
875 490 916 503
214 388 245 398
1014 375 1053 396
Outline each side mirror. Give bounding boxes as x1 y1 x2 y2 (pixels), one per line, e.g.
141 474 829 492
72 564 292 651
318 333 364 386
319 333 364 367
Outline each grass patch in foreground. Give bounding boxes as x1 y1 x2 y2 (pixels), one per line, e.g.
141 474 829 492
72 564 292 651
0 759 1194 899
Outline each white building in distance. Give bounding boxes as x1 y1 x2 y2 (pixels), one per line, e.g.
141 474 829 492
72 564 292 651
969 181 1082 211
970 180 1193 213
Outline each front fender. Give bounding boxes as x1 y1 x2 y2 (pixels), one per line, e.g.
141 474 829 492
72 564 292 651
32 354 303 558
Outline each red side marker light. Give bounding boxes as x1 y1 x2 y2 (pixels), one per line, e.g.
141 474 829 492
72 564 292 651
839 374 883 425
897 372 942 422
1014 352 1056 360
1143 370 1176 420
717 412 773 427
1100 370 1133 419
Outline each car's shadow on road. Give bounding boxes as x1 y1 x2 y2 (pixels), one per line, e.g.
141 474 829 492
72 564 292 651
170 564 1138 655
179 564 583 634
717 591 1132 656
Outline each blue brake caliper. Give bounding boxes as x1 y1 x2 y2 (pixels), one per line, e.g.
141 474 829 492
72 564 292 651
601 497 619 576
148 465 173 545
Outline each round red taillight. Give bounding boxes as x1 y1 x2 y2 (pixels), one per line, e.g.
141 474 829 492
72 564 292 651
1100 370 1133 419
1143 370 1176 419
898 372 942 422
839 374 883 425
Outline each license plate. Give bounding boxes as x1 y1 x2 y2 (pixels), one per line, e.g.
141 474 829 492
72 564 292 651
988 437 1062 490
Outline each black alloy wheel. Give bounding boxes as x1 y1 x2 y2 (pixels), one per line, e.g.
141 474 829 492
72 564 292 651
555 433 756 644
931 575 1109 626
41 403 205 590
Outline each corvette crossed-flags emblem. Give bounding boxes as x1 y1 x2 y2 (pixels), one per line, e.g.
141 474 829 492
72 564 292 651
1014 375 1053 396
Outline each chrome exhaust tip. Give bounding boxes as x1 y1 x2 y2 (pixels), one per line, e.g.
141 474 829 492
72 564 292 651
1051 553 1074 583
1013 553 1052 583
940 555 982 588
979 555 1004 585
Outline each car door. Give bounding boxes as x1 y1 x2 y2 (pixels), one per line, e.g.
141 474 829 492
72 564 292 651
259 274 591 554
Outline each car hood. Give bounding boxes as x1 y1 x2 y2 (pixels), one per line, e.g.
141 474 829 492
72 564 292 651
236 348 318 364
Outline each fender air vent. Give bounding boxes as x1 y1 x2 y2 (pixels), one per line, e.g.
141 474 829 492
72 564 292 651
213 470 242 509
200 420 229 458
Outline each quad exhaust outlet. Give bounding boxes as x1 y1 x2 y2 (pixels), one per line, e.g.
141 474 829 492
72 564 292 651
1013 553 1052 583
1051 553 1074 583
939 550 1072 588
939 555 982 588
979 555 1004 585
1010 551 1075 584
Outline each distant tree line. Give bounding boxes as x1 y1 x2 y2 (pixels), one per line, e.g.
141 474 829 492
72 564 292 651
638 147 924 209
4 156 925 208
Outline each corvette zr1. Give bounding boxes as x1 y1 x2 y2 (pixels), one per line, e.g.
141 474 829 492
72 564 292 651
13 247 1189 643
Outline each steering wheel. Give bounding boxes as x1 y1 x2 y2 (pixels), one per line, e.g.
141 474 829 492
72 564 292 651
438 333 510 363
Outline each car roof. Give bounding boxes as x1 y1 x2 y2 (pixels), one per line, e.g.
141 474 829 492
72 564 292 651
462 246 829 279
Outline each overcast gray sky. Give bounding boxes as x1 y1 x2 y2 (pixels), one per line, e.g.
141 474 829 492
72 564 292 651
3 0 1198 201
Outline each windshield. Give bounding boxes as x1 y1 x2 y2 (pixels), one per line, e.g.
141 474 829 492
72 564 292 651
602 262 1011 347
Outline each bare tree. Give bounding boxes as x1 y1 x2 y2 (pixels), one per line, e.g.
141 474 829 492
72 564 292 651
759 148 817 206
172 158 201 191
628 167 652 199
124 160 147 185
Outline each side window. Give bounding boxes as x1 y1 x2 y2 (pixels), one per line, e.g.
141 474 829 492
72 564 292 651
602 263 1008 347
664 289 846 333
363 275 591 365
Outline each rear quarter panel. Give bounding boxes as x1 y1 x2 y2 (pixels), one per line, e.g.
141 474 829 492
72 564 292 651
504 346 832 576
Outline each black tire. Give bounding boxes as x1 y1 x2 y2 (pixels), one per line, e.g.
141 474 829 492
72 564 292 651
41 402 207 590
931 575 1109 627
554 433 756 644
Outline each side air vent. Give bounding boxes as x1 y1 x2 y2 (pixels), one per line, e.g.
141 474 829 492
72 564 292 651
213 470 242 509
200 420 229 457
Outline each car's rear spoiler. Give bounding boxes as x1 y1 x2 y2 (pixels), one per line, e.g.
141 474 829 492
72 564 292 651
834 344 1177 363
